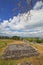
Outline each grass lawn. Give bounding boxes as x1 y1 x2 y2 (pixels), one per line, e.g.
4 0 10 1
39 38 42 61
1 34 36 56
0 39 43 65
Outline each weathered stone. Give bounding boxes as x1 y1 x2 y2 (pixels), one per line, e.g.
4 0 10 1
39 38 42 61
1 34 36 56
18 62 31 65
2 44 39 59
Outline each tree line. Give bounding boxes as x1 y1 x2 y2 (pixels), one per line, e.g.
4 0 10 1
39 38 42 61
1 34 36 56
0 36 23 40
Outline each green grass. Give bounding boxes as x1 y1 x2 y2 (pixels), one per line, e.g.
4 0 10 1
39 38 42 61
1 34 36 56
0 60 18 65
0 39 15 49
0 42 7 48
0 57 43 65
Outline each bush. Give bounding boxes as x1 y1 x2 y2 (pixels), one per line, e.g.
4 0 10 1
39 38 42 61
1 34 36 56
5 42 7 46
25 38 43 43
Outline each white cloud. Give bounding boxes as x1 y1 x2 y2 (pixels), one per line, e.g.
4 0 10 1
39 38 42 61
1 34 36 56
0 20 9 28
34 1 43 10
0 1 43 37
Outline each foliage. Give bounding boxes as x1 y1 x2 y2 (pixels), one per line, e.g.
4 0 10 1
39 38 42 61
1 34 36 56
12 36 20 40
25 38 43 43
0 36 23 40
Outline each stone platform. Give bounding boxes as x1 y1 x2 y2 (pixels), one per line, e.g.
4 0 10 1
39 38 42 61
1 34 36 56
2 44 39 59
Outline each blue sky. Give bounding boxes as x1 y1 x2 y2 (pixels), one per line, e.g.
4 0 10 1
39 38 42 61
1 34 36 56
0 0 43 37
0 0 38 21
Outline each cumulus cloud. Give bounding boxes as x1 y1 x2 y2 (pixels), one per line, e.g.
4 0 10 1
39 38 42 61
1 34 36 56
0 0 43 37
34 0 43 10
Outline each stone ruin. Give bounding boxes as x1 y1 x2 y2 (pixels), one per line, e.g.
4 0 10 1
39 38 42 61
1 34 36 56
2 44 39 59
18 62 31 65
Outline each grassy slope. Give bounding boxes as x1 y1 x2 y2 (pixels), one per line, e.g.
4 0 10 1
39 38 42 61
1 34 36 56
0 39 43 65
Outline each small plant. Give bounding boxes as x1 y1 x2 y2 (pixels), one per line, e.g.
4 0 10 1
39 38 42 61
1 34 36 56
5 42 7 46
